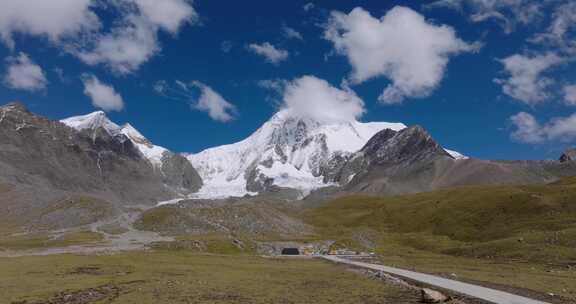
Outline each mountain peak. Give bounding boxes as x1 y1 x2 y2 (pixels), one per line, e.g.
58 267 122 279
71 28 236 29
61 111 120 136
361 124 451 165
187 110 407 198
1 102 29 113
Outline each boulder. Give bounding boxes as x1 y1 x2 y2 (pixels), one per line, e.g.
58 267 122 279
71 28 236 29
421 288 449 303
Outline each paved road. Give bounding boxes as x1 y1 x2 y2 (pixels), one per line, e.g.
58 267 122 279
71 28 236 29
322 255 550 304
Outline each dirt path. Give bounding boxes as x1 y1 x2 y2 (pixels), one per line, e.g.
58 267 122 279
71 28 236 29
322 255 551 304
0 210 172 258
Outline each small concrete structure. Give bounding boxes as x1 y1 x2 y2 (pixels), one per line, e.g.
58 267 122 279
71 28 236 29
257 241 334 256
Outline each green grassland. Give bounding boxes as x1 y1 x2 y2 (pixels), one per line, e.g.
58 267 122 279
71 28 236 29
1 252 419 304
0 231 104 251
304 177 576 300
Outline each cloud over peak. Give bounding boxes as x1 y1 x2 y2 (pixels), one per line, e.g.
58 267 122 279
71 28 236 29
281 75 365 123
324 6 477 104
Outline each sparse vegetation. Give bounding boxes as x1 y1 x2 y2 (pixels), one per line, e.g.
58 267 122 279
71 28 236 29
1 252 419 304
304 177 576 300
0 231 104 251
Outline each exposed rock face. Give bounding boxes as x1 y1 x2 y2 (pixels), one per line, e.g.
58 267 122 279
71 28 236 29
0 102 201 231
161 152 203 193
421 288 449 303
560 149 576 162
309 125 576 198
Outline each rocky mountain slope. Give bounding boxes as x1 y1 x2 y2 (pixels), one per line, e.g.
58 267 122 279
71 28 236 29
319 126 576 197
61 111 203 194
0 103 201 232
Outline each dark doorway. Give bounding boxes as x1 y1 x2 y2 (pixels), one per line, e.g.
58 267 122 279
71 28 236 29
281 248 300 255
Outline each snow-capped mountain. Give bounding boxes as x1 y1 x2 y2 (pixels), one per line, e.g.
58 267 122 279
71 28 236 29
187 109 407 198
61 112 167 168
61 110 467 200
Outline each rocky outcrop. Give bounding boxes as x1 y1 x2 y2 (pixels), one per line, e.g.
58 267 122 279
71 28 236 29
560 148 576 162
421 288 450 303
161 152 203 193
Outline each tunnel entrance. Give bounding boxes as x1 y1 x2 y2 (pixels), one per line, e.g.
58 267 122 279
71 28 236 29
281 248 300 255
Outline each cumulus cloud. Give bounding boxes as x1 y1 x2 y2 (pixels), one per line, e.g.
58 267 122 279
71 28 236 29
3 53 48 91
282 25 303 40
281 75 365 123
247 42 289 65
0 0 197 74
510 112 576 144
495 53 564 105
564 85 576 106
75 0 197 74
324 6 476 104
76 16 159 75
132 0 198 34
0 0 99 49
82 74 124 112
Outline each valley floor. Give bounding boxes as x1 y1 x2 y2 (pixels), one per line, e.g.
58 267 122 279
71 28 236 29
1 251 422 304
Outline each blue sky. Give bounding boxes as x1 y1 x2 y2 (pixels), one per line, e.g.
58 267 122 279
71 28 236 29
1 0 575 160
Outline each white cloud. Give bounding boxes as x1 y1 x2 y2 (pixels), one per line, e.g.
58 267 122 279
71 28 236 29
495 53 564 105
281 75 365 123
303 3 315 12
82 74 124 112
153 80 237 122
564 85 576 106
531 2 576 52
257 79 289 94
510 112 576 144
282 25 303 40
74 0 197 74
247 42 289 65
425 0 543 33
132 0 198 34
0 0 197 74
76 16 159 75
3 53 47 91
190 81 236 122
424 0 463 11
324 6 476 104
0 0 99 49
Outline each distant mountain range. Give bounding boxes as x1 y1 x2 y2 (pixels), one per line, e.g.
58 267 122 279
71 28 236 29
1 102 575 231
